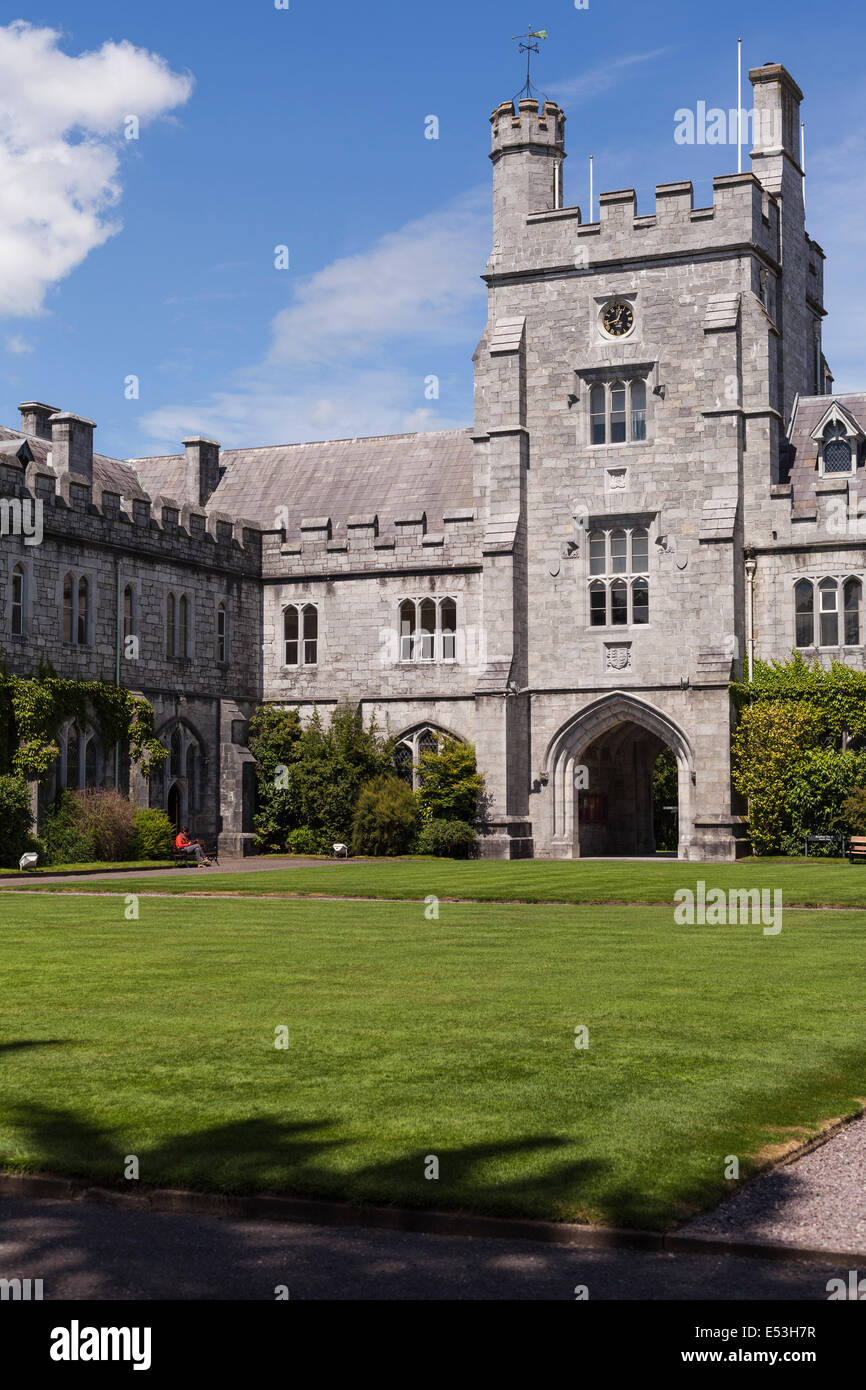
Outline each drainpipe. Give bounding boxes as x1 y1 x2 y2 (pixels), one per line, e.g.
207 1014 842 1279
114 561 122 788
744 551 757 683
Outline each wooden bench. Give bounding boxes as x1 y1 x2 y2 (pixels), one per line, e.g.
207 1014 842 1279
849 836 866 864
171 844 220 868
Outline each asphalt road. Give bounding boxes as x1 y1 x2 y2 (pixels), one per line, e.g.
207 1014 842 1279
0 1196 851 1300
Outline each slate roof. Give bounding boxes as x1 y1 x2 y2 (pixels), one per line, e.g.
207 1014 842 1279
787 394 866 513
131 428 476 536
0 424 150 500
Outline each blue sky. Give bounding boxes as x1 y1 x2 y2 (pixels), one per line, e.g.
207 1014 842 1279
1 0 864 460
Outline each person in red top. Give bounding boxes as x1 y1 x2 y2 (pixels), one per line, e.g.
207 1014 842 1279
175 827 210 867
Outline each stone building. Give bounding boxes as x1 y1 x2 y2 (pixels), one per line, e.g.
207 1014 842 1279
0 62 854 860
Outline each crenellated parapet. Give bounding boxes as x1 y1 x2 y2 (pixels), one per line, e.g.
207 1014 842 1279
0 462 262 574
261 507 482 579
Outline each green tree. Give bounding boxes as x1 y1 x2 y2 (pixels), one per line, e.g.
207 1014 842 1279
652 747 679 852
248 703 393 848
782 749 866 854
731 701 826 854
417 737 483 824
351 775 418 856
0 774 33 867
248 707 303 852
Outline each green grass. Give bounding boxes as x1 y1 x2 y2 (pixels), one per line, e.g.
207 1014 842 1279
1 893 864 1228
0 861 172 877
8 856 866 908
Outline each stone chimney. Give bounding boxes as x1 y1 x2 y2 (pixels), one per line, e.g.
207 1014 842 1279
50 413 95 481
183 436 221 507
19 401 60 441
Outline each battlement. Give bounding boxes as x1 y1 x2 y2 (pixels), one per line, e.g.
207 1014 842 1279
261 508 482 579
0 465 262 574
490 98 565 157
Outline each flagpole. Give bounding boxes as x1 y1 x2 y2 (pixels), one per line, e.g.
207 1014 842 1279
737 38 742 174
589 155 594 222
801 121 806 215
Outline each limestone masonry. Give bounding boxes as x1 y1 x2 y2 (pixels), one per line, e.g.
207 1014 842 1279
1 63 855 859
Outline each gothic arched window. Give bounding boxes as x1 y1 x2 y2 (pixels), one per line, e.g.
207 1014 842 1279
77 576 89 646
62 573 74 643
166 593 176 657
819 577 839 647
822 422 853 476
178 594 189 657
11 563 24 636
844 577 862 646
795 579 814 648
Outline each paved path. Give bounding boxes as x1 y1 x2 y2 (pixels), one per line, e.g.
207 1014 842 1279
0 1196 849 1300
680 1111 866 1255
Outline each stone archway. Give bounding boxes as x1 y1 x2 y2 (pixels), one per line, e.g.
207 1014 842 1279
543 693 695 860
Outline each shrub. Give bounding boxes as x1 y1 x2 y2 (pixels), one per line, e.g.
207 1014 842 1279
415 819 479 859
417 737 483 824
731 701 826 854
40 791 95 866
250 703 393 847
131 808 175 861
780 750 866 855
0 774 33 867
837 785 866 836
72 789 136 862
286 825 333 856
351 775 418 857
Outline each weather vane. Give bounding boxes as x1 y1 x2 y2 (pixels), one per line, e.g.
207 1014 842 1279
512 25 549 102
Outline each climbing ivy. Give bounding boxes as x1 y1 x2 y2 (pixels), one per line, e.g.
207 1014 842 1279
0 661 166 782
731 653 866 743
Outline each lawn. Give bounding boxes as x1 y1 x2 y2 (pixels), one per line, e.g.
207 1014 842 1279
6 855 866 908
0 861 172 877
1 893 864 1228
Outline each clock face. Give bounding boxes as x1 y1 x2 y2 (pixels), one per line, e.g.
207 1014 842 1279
601 300 634 338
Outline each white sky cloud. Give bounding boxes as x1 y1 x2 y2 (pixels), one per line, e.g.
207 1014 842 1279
0 21 193 318
550 49 673 107
139 188 489 447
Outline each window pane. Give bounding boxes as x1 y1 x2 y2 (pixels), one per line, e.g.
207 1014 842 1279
217 605 226 662
610 530 627 573
611 579 628 625
633 578 649 624
610 383 626 443
77 577 88 645
794 581 814 648
11 567 23 636
819 580 838 646
590 582 606 627
284 607 299 665
303 604 318 664
179 596 188 657
589 532 606 575
631 528 649 573
630 380 646 442
824 439 852 473
441 599 456 660
419 599 436 660
123 586 134 639
394 743 414 785
590 385 605 445
845 579 861 646
400 601 415 661
63 575 73 643
167 594 176 657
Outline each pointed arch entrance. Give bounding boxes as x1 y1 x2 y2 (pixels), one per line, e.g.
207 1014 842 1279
167 783 184 831
543 693 695 859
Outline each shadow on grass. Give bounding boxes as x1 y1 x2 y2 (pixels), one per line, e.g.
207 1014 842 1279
0 1097 841 1301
